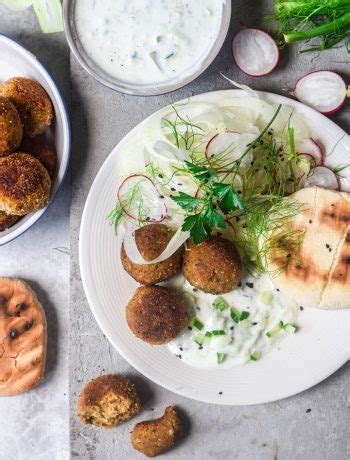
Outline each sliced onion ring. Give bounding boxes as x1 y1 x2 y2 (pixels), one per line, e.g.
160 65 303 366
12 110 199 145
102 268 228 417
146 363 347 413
123 223 190 265
302 166 340 190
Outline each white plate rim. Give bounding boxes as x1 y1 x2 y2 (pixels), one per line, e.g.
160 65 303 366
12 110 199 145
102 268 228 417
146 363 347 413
79 89 350 405
0 34 71 246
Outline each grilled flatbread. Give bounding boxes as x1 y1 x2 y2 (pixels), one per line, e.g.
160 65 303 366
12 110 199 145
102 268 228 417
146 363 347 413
268 187 350 310
0 278 47 396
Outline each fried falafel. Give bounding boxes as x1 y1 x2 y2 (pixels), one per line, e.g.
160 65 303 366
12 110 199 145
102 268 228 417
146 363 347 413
183 236 242 294
0 211 18 232
78 374 141 429
0 77 53 138
121 224 183 285
0 96 23 156
0 153 51 216
20 137 56 178
131 406 183 458
126 286 188 345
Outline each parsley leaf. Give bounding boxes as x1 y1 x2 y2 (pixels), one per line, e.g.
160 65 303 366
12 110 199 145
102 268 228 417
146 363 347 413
205 206 226 230
171 192 200 212
182 214 208 244
185 161 217 182
212 183 244 214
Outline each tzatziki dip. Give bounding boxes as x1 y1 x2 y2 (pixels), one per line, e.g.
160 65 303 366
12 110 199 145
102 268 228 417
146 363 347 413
168 273 298 368
74 0 225 86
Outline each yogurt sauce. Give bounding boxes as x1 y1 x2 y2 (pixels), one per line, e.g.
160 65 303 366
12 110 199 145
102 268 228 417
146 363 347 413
168 273 299 368
74 0 224 85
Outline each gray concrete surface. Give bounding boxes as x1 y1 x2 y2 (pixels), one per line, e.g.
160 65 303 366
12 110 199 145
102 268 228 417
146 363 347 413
0 6 70 460
0 1 349 459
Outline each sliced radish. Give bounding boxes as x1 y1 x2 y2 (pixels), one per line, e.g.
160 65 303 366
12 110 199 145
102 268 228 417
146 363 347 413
296 138 324 165
123 223 190 265
292 71 350 115
232 28 279 77
117 174 167 222
206 131 255 168
303 166 340 190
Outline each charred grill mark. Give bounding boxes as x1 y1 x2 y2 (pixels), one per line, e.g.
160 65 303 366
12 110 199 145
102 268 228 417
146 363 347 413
320 201 350 231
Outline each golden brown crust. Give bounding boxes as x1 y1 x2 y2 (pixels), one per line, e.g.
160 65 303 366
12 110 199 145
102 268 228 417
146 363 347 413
126 286 188 345
0 77 53 138
78 374 141 429
121 224 183 285
0 96 23 156
131 406 183 457
182 236 242 294
0 278 47 396
20 137 56 178
0 211 18 232
0 153 51 215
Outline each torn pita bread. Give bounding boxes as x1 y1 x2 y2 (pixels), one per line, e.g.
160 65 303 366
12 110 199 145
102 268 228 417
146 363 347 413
268 187 350 310
0 278 47 396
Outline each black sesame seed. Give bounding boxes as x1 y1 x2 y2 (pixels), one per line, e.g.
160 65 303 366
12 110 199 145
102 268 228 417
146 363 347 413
326 244 330 248
146 217 150 221
218 391 223 395
230 326 234 331
158 174 163 178
235 216 240 222
179 347 183 351
309 220 313 224
193 288 198 292
238 282 242 287
188 326 193 331
252 322 258 326
171 187 176 191
246 282 254 289
300 306 304 311
160 195 164 199
306 408 311 413
198 345 203 350
177 183 183 186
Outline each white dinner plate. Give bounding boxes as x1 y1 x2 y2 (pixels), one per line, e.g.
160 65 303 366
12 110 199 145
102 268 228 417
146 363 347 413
0 34 70 245
79 90 350 405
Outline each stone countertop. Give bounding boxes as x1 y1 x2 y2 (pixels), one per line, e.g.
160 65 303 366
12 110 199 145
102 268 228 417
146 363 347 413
0 7 70 460
1 1 350 459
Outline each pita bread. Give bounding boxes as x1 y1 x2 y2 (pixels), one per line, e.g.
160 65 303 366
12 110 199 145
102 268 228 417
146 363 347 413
0 278 47 396
268 187 350 310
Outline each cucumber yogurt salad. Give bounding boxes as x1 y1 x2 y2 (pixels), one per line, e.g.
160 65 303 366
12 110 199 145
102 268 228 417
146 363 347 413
74 0 225 86
110 90 340 368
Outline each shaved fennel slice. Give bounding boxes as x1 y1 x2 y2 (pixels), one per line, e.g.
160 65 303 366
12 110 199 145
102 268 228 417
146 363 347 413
221 73 260 98
0 0 32 10
32 0 63 33
123 223 190 265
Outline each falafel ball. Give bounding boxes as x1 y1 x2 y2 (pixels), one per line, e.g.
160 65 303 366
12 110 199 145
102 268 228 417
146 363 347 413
0 97 23 156
0 211 18 232
131 406 183 458
0 153 51 216
183 236 242 294
78 374 141 429
0 77 53 138
121 224 183 285
126 286 188 345
20 137 56 178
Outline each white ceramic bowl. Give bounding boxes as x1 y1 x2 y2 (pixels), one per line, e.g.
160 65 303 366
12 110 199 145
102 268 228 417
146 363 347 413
63 0 232 96
0 34 71 246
